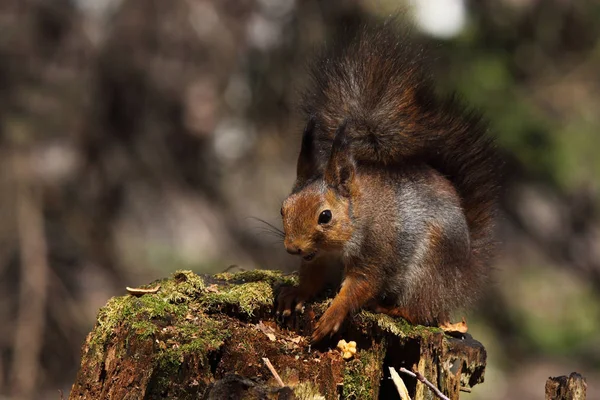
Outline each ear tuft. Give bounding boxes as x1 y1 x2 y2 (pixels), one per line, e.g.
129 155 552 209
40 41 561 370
294 116 320 190
325 121 356 196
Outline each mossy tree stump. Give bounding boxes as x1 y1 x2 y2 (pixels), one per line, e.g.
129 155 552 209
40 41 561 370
69 270 487 399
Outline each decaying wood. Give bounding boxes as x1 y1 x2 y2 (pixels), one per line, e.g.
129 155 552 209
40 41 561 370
69 270 488 399
545 372 587 400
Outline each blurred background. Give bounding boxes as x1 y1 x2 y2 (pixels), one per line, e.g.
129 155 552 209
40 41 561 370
0 0 599 399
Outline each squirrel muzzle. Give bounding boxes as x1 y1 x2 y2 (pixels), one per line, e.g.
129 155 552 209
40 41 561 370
284 239 317 261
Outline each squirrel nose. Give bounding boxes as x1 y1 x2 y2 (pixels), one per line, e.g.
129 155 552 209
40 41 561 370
285 245 302 255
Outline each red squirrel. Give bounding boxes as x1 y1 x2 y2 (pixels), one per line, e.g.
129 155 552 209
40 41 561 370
277 21 500 343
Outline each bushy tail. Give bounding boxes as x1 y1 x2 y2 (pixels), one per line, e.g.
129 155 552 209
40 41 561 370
301 19 501 266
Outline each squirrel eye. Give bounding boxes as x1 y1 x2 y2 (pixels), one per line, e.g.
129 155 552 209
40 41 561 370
280 207 284 217
318 210 332 225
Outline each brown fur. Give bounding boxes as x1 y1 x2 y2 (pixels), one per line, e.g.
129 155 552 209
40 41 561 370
312 271 376 343
281 183 354 255
278 20 500 342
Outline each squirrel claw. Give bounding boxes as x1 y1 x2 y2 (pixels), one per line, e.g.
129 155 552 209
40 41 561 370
311 311 344 344
276 286 306 319
311 321 339 344
310 324 328 344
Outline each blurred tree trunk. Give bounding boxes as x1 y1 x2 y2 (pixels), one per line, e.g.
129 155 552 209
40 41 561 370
9 149 50 400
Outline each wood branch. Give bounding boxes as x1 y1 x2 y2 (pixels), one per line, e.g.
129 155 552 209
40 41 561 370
400 367 450 400
262 357 285 387
69 270 487 399
545 372 587 400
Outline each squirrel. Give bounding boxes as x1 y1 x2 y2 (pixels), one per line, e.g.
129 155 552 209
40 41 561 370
276 20 500 343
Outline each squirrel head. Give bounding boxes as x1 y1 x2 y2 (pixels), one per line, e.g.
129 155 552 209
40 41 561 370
281 121 356 261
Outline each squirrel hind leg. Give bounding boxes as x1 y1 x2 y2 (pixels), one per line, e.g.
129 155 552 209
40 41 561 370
368 302 420 325
369 302 468 333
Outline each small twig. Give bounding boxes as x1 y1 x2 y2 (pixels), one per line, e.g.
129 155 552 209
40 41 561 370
262 357 285 387
58 389 64 399
399 367 450 400
389 367 411 400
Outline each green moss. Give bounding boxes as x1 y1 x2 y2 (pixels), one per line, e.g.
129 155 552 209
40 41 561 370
89 270 207 354
131 320 159 340
357 311 441 338
150 316 229 395
164 270 206 303
91 293 186 353
202 281 273 316
164 291 190 304
342 341 387 400
294 381 326 400
154 316 229 372
214 269 298 286
343 350 377 399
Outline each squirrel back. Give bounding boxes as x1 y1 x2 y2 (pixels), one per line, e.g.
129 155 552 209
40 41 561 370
295 20 500 274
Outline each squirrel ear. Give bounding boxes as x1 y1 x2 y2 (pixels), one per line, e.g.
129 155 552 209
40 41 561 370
294 117 320 190
325 121 356 196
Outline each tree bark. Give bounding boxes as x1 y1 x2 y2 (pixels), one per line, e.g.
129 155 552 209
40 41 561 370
69 270 487 399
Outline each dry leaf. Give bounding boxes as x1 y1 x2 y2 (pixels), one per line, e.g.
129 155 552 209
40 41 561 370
289 336 303 344
440 317 468 333
256 321 277 341
205 284 219 293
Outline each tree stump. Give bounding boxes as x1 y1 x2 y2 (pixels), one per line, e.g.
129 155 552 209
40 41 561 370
69 270 487 399
545 372 587 400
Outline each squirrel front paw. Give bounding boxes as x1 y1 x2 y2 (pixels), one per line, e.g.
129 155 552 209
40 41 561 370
311 306 346 343
276 286 307 317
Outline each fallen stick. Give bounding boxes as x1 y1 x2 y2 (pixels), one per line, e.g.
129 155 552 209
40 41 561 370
262 357 285 387
399 367 450 400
